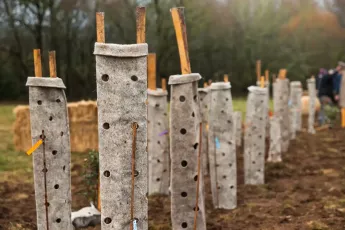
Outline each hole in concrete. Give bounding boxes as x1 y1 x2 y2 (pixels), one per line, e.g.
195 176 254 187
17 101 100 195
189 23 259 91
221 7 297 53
63 166 65 171
227 120 231 124
60 132 64 136
179 96 186 102
157 122 161 126
226 98 229 101
217 186 221 190
56 218 61 223
54 184 59 189
163 169 167 172
155 103 160 107
37 100 42 105
193 206 200 211
45 202 50 207
223 175 226 179
193 143 198 150
180 129 187 135
229 163 232 167
103 123 110 129
181 192 187 197
252 161 256 164
134 170 139 177
157 141 160 144
102 74 109 81
104 217 112 224
230 185 234 189
157 159 161 163
131 75 138 81
181 160 188 167
193 95 197 102
42 168 48 173
192 112 195 117
104 171 110 177
194 175 198 181
52 150 57 155
181 222 188 228
56 99 61 103
222 152 225 156
156 178 160 181
164 113 167 116
221 110 225 113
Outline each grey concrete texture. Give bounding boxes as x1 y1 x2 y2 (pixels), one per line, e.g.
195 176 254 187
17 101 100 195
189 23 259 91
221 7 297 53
198 88 210 175
244 86 267 185
208 82 237 210
26 77 72 230
94 43 148 230
290 81 302 138
147 89 170 195
169 73 207 230
307 78 316 134
273 79 290 152
233 111 242 147
267 115 282 162
257 81 270 138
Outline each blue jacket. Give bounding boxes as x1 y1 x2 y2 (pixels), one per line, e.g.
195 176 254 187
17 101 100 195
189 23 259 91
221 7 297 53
333 71 342 95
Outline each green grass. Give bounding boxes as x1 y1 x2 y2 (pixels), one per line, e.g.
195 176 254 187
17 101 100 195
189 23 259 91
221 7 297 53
0 98 266 181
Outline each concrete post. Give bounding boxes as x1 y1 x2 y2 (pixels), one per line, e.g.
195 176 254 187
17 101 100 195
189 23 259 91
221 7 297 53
233 111 242 147
307 78 316 134
208 82 237 209
169 73 207 230
244 86 267 185
290 81 302 139
26 77 72 230
148 89 170 195
94 43 148 230
273 79 290 152
198 88 210 175
267 115 282 162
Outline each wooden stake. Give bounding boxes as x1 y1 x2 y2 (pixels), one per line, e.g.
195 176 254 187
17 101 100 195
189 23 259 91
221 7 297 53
260 76 265 88
33 49 42 77
162 78 167 91
49 51 57 78
171 7 191 74
342 108 345 128
256 60 261 82
96 12 105 43
148 53 157 90
203 82 208 88
224 74 229 82
136 6 146 43
265 70 269 82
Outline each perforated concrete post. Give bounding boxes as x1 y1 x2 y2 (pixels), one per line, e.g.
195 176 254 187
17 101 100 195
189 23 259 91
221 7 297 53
307 78 316 134
169 73 207 230
273 79 290 152
290 81 302 139
198 88 210 175
257 81 270 138
296 87 303 131
208 82 236 209
148 88 169 195
244 86 267 185
94 43 148 229
267 115 282 162
233 111 242 147
26 77 72 230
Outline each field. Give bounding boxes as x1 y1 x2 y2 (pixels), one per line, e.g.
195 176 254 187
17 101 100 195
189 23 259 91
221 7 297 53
1 101 345 229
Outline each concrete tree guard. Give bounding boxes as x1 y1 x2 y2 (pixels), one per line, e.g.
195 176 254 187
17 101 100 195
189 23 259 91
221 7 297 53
267 115 282 162
198 88 210 175
244 86 267 185
148 88 170 195
169 73 207 230
257 80 270 138
208 82 237 209
26 77 72 230
233 111 242 147
273 78 290 152
290 81 302 139
94 43 148 229
307 78 316 134
296 87 303 131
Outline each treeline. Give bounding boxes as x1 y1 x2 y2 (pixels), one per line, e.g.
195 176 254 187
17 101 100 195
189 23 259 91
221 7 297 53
1 0 345 101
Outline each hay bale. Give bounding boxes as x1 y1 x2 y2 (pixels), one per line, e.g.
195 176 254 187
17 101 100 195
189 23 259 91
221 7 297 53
13 100 99 153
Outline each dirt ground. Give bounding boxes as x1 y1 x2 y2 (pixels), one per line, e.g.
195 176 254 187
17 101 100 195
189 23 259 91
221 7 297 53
2 125 345 229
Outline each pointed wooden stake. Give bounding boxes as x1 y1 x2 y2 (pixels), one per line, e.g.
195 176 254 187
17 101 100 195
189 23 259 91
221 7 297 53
224 74 229 82
33 49 42 77
148 53 157 90
162 78 167 91
171 7 191 74
265 70 269 82
256 60 261 82
136 6 146 44
96 12 105 43
49 51 57 78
